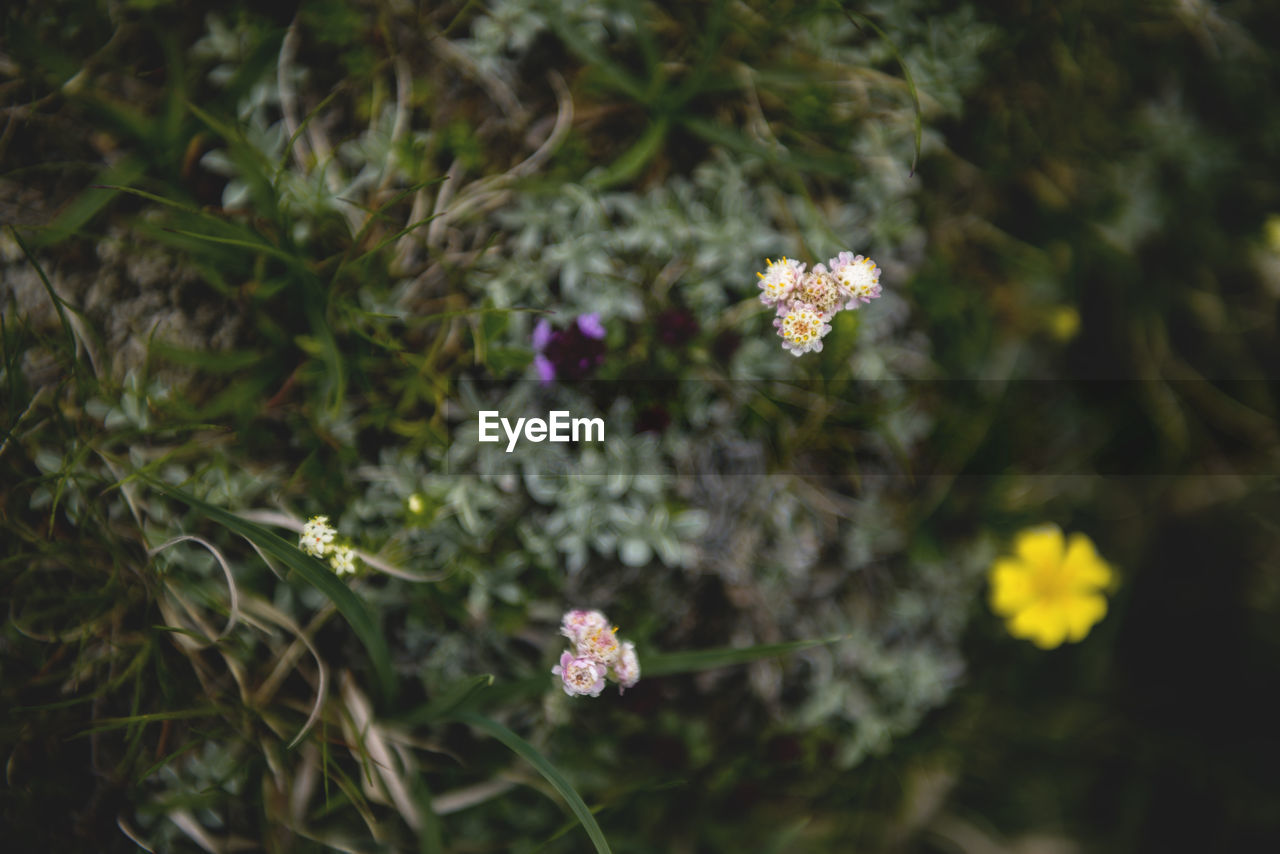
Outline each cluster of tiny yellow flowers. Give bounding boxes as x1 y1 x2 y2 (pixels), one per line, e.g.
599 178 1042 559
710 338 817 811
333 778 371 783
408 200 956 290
988 525 1114 649
552 609 640 697
757 251 882 355
299 515 361 577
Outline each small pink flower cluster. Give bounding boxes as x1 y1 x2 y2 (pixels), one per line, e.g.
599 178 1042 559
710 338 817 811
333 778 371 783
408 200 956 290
552 609 640 697
756 251 882 355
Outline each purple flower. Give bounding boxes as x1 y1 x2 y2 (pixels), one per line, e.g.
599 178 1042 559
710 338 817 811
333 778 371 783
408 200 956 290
531 314 608 383
576 313 606 340
656 308 699 348
532 319 556 383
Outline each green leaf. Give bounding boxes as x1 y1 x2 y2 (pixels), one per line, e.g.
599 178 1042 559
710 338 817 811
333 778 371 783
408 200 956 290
160 226 297 264
537 3 644 101
149 340 265 373
398 674 494 725
679 115 853 177
484 347 533 375
73 706 221 737
836 4 924 176
144 480 398 704
9 227 77 363
585 116 670 190
30 157 147 248
642 636 846 677
455 712 612 854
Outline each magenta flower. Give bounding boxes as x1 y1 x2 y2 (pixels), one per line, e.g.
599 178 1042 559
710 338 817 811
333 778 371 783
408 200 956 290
532 314 607 383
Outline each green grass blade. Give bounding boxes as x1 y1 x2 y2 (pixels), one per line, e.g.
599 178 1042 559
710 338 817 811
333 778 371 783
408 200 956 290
9 227 77 361
148 340 265 373
275 86 346 176
837 4 924 176
537 4 644 101
30 157 146 248
398 674 495 725
88 183 205 215
73 706 221 737
585 115 670 190
455 712 612 854
145 480 398 704
679 115 854 176
643 636 847 677
160 227 297 264
343 213 442 270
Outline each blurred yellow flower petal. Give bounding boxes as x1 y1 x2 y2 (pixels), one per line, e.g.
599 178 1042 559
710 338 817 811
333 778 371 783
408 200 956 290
1047 305 1081 342
1265 214 1280 253
989 558 1035 616
1063 593 1107 642
989 525 1115 649
1063 533 1113 588
1014 525 1064 570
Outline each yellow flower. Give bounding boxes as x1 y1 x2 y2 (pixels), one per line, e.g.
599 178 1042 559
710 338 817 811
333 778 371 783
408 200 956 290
989 525 1113 649
1046 305 1080 342
1265 214 1280 253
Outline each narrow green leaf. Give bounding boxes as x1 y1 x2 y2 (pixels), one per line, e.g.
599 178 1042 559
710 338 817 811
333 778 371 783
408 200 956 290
455 712 612 854
9 227 77 362
89 183 203 215
145 480 398 704
838 4 924 176
160 227 296 263
149 340 264 373
642 636 847 677
343 213 442 270
183 98 242 146
346 176 447 249
537 3 644 101
74 706 221 737
679 115 853 176
30 157 146 247
585 116 670 190
398 674 494 725
275 86 346 176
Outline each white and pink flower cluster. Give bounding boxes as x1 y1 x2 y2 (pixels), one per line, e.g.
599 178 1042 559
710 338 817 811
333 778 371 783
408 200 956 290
551 609 640 697
756 251 882 355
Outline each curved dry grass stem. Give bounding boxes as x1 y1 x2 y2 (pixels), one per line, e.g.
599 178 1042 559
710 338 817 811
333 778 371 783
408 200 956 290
149 535 240 640
340 671 423 831
0 384 51 462
397 69 574 301
429 31 523 120
98 451 143 532
242 597 330 749
433 775 521 815
168 808 224 854
159 586 252 706
436 70 574 233
277 18 313 171
290 741 320 828
116 815 156 853
380 53 413 195
425 158 464 251
278 15 361 234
